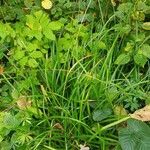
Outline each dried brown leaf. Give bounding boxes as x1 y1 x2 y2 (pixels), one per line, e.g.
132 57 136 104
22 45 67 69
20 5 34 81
130 105 150 121
53 123 64 130
17 96 32 110
0 65 4 74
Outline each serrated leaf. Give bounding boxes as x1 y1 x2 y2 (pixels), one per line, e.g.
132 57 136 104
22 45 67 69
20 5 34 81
43 29 55 40
3 113 20 129
30 51 43 58
26 15 34 29
19 56 28 66
115 53 130 65
14 50 25 60
141 44 150 59
106 86 119 102
134 53 147 67
93 108 112 121
28 58 38 68
26 43 38 52
119 119 150 150
48 21 63 30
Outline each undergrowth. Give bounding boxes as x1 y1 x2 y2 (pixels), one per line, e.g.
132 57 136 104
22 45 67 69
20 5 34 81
0 0 150 150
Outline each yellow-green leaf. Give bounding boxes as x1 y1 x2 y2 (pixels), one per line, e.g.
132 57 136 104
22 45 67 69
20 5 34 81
142 22 150 30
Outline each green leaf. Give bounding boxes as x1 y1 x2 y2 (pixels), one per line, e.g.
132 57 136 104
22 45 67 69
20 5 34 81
134 53 147 67
141 44 150 59
115 53 131 65
19 56 28 66
24 0 34 8
30 51 43 58
0 23 11 40
3 113 20 129
43 29 55 40
98 41 106 49
142 22 150 30
0 135 3 142
26 15 34 29
0 141 11 150
106 86 119 102
28 58 38 68
14 50 25 60
124 42 134 52
48 21 63 30
93 108 112 121
26 43 38 52
119 119 150 150
117 2 133 14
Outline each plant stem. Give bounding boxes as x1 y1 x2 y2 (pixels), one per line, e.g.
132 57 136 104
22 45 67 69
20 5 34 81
89 116 131 142
101 116 131 131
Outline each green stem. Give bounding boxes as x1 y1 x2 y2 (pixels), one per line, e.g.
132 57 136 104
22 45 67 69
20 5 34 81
89 116 131 142
101 116 131 131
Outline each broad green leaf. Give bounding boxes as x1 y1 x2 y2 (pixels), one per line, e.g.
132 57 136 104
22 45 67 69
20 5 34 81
3 113 20 129
43 29 55 40
14 50 25 60
141 44 150 59
40 14 50 29
48 21 63 30
32 30 43 40
0 141 11 150
142 22 150 30
19 56 28 66
117 3 133 14
0 23 8 40
30 51 43 58
106 86 119 102
58 38 72 51
93 108 112 121
98 41 106 49
26 15 34 29
26 43 38 52
34 10 44 22
115 53 130 65
28 58 38 68
24 0 34 8
134 53 147 67
119 119 150 150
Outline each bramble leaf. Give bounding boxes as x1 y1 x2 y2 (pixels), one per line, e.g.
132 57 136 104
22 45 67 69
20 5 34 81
134 53 147 67
115 53 131 65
